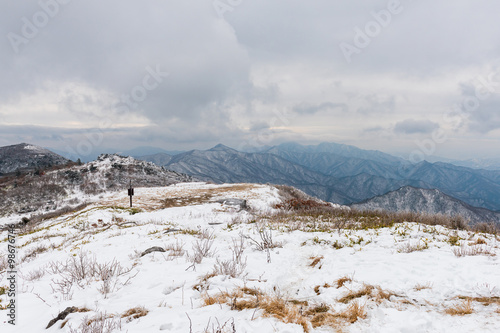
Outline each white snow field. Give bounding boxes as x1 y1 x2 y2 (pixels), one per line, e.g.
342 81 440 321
0 182 499 332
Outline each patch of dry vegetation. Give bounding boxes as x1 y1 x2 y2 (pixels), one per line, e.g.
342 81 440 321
201 287 371 332
121 306 148 322
336 275 353 289
338 284 395 304
271 185 500 234
452 245 495 257
160 184 255 209
414 282 433 291
458 296 500 306
309 256 323 268
445 299 474 315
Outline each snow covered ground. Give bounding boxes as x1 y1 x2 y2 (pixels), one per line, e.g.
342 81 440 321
1 183 499 332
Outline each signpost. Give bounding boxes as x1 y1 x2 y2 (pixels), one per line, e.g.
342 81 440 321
128 180 134 207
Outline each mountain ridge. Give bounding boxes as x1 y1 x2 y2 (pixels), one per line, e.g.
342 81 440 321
352 186 500 224
0 143 71 175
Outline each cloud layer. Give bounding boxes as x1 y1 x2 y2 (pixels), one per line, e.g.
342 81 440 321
1 0 500 160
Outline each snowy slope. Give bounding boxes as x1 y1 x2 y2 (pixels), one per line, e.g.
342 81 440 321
0 183 499 333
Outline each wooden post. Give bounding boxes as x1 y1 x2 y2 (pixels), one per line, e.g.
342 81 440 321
128 180 134 207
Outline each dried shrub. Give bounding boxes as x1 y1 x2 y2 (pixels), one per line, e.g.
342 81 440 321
445 299 474 315
68 312 122 333
189 238 216 265
452 245 495 257
397 241 428 253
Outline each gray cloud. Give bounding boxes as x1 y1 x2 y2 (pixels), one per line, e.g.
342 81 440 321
357 94 395 115
294 102 348 115
394 119 439 134
1 1 500 159
458 82 500 133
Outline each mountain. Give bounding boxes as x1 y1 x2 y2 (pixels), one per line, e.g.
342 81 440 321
266 142 407 165
351 186 500 225
138 142 500 216
451 157 500 171
0 143 71 175
136 152 173 166
51 146 186 162
0 153 194 217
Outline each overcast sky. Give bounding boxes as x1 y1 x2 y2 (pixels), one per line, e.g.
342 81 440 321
1 0 500 161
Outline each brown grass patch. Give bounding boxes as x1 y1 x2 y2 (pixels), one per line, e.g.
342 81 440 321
339 301 367 323
314 283 332 295
338 285 374 303
121 306 148 321
161 193 213 208
458 296 500 306
336 275 353 289
202 288 355 332
339 284 395 304
309 256 324 268
445 299 474 315
471 238 487 245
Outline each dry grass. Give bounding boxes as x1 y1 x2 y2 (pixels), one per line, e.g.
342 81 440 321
161 193 213 208
339 301 367 323
270 187 500 234
202 287 369 332
336 275 353 289
338 285 374 304
458 296 500 306
121 306 148 321
471 237 487 245
445 299 474 315
338 284 394 304
192 271 218 292
164 240 185 258
414 282 433 291
309 256 324 268
397 241 428 253
452 245 495 257
314 283 332 295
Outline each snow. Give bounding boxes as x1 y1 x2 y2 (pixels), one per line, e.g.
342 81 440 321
1 183 499 332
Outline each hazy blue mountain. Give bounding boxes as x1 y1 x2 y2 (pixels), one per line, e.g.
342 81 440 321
136 142 500 214
352 186 500 225
136 153 173 166
266 142 407 165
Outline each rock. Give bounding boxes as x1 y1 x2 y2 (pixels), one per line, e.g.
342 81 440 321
46 306 77 329
216 198 247 210
140 246 166 257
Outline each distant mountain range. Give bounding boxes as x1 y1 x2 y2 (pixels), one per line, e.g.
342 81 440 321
2 141 499 225
352 186 500 224
0 143 70 175
137 142 500 223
